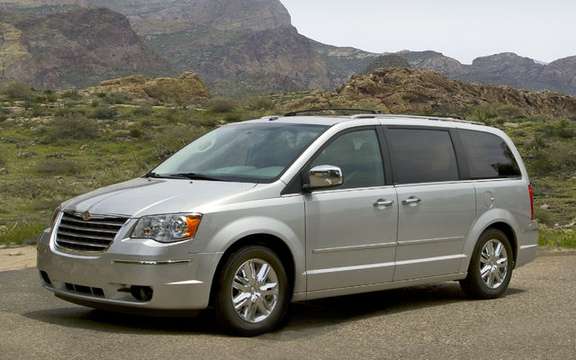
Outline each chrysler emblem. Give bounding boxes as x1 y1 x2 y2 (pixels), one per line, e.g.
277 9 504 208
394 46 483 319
81 211 92 221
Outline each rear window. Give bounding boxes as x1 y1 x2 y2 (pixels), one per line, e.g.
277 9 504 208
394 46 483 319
388 129 460 184
459 130 521 179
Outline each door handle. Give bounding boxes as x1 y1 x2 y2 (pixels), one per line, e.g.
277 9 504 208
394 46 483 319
373 199 394 209
402 197 422 206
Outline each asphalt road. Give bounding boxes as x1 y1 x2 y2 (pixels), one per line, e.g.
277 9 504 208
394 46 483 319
1 254 575 360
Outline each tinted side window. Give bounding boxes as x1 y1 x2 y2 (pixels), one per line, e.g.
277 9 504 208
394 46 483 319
310 129 385 189
459 130 521 179
388 129 459 184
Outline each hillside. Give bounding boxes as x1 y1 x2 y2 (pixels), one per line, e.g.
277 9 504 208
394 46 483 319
366 51 576 96
0 69 575 247
300 68 576 117
0 7 168 89
3 0 576 95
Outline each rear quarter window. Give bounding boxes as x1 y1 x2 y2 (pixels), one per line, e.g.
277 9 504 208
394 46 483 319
459 130 521 179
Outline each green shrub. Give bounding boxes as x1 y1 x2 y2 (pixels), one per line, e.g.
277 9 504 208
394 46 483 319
1 82 35 101
539 228 576 249
208 98 237 113
468 104 526 124
535 208 554 226
132 105 153 117
528 141 576 176
129 128 144 138
26 103 50 117
223 112 243 123
35 159 80 176
41 90 58 103
538 119 576 139
247 97 274 111
53 104 88 117
91 106 118 120
162 109 191 124
43 115 99 143
60 90 82 100
103 92 131 105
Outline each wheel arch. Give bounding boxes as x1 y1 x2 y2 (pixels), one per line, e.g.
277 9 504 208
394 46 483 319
461 209 520 273
209 233 297 306
484 222 518 266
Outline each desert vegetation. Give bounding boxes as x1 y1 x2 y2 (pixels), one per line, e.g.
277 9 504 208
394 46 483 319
0 73 575 248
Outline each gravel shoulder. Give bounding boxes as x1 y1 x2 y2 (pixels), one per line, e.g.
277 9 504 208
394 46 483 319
0 246 36 272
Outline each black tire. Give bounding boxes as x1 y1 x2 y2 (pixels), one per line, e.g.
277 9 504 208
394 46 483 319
214 245 290 336
460 228 514 299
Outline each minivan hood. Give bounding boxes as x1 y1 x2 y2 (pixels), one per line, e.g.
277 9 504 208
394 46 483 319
63 178 258 218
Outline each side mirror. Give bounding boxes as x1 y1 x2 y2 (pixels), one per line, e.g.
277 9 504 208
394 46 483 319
305 165 343 191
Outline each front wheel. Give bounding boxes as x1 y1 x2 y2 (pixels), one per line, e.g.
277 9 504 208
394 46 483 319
214 246 290 336
460 229 514 299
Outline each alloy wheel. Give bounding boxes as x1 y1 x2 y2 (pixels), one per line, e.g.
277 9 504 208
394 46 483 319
231 258 279 323
479 239 509 289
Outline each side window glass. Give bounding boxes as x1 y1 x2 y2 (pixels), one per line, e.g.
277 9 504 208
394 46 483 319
459 130 521 179
310 129 385 189
388 129 459 184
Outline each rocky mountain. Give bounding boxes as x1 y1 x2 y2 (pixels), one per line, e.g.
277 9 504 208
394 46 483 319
365 51 576 96
362 54 411 74
0 7 167 88
1 0 576 96
0 0 331 93
0 0 292 33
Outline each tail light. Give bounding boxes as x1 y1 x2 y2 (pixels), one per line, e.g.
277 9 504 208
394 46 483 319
528 184 535 220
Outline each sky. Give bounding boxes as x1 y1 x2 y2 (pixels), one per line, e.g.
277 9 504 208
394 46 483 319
279 0 575 64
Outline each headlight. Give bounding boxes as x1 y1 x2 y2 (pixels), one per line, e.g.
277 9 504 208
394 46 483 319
131 213 203 243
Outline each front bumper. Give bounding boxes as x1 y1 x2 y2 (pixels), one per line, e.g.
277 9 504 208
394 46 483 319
37 228 222 310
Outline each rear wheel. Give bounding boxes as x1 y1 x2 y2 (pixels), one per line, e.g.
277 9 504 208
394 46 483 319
214 246 290 336
460 229 514 299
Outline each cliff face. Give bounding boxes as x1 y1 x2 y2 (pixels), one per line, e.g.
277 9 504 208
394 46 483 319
0 7 168 88
2 0 576 95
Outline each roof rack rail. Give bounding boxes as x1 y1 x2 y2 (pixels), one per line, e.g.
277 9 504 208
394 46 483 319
284 108 382 117
372 114 484 126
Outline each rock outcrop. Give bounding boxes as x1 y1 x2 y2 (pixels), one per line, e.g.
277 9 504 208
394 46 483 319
85 72 209 102
286 68 576 118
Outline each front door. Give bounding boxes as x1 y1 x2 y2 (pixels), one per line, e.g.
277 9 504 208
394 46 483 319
305 128 398 292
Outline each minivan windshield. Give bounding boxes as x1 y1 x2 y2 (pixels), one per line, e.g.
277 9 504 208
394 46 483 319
149 123 328 183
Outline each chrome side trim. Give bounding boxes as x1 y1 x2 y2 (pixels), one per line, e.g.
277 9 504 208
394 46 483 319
113 259 191 265
306 261 395 275
395 254 466 266
307 254 466 276
312 241 397 254
397 236 462 246
166 280 204 285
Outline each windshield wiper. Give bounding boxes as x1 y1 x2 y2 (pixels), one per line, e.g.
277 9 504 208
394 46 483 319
146 172 226 181
144 172 194 180
169 173 226 181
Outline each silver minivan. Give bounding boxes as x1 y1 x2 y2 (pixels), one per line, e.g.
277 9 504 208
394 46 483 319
37 112 538 335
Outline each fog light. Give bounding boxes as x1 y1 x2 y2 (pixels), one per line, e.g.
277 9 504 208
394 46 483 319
130 286 153 302
40 271 52 286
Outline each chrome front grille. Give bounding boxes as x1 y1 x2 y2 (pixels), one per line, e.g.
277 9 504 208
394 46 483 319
56 212 128 252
